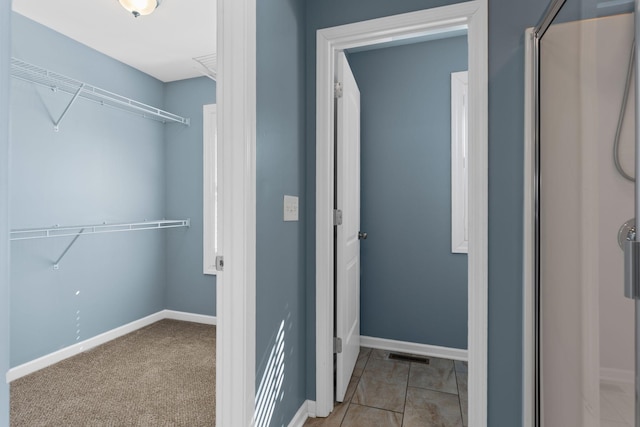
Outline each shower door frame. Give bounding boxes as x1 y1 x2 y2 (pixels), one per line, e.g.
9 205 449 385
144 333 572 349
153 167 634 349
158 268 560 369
523 4 567 425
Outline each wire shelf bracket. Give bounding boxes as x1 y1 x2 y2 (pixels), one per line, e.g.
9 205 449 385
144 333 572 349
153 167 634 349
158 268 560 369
53 228 85 270
11 58 191 131
10 219 190 269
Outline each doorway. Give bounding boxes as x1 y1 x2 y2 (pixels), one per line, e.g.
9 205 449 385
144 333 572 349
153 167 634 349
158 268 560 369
315 2 488 424
0 0 254 425
351 35 469 355
3 2 232 424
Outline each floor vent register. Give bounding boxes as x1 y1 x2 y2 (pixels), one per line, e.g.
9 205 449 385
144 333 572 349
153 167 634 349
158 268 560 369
388 353 430 365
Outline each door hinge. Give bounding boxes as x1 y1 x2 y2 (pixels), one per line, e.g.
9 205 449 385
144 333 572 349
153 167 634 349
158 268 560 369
333 209 343 226
215 256 224 271
334 82 343 98
333 337 343 354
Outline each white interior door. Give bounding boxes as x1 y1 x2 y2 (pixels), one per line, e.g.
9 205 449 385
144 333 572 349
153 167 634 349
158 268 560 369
335 51 361 402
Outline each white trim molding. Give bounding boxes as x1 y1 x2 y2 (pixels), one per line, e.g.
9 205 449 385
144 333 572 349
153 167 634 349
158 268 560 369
6 310 217 383
315 2 488 424
451 70 469 254
164 309 217 325
360 336 468 362
307 400 317 418
287 400 315 427
216 0 257 425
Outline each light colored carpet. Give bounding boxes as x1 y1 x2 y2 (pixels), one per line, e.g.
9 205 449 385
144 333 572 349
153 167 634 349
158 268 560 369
10 319 216 426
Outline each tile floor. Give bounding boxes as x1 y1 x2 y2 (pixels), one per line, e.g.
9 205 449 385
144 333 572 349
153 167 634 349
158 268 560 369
601 380 634 427
304 347 468 427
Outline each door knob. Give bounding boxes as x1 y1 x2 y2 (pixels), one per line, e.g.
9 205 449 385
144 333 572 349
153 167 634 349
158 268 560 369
358 231 368 240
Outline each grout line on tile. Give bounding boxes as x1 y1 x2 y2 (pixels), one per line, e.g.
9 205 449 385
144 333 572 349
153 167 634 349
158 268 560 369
408 384 461 396
401 363 411 419
354 401 406 414
360 347 372 376
338 402 351 427
455 365 464 424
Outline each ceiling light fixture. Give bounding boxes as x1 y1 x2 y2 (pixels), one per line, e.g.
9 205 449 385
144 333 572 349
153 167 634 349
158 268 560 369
118 0 159 18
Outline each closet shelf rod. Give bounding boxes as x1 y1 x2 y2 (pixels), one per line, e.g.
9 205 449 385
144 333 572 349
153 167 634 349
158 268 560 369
10 58 191 128
10 219 190 241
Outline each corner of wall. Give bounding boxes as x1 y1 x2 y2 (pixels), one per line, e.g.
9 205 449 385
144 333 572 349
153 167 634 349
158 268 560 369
161 80 171 312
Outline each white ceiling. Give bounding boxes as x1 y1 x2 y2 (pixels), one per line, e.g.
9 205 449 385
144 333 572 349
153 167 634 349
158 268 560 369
12 0 217 83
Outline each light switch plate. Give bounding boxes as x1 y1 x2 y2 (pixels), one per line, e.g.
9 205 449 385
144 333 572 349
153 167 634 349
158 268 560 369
284 195 299 221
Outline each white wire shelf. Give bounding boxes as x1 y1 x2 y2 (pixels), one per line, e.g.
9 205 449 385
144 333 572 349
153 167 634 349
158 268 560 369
11 58 191 131
193 53 217 81
10 219 190 241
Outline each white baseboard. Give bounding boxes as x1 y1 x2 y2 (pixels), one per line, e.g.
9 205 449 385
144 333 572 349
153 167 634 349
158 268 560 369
163 309 217 325
288 400 314 427
601 367 634 384
307 400 316 418
360 336 468 362
6 309 216 383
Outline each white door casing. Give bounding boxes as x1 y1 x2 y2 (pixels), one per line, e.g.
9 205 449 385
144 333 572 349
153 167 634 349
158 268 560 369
216 0 256 425
315 2 488 422
335 52 361 402
451 71 469 254
203 104 221 276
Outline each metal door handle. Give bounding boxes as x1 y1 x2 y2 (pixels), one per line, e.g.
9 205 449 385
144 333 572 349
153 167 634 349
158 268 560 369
358 231 367 240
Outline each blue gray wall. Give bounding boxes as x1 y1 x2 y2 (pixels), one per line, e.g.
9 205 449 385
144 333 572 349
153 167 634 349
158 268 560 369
164 77 216 315
255 0 307 425
348 35 468 349
0 0 10 424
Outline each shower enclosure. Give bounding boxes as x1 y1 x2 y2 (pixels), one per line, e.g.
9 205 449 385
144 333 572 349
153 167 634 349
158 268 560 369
527 0 638 425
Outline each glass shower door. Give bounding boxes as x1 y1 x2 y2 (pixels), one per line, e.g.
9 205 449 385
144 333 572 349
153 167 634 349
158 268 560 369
535 0 637 425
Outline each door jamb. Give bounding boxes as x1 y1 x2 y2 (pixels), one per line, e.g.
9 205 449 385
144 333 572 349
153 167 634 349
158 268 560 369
315 2 489 424
216 0 257 425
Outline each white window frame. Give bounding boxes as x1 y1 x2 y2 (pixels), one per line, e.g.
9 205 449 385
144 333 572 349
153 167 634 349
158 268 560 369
203 104 220 275
451 70 468 254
